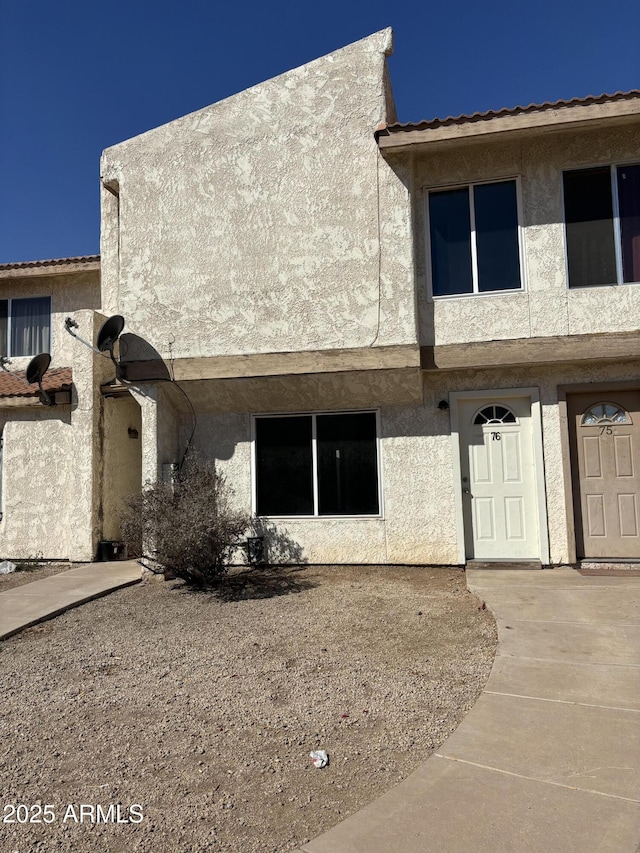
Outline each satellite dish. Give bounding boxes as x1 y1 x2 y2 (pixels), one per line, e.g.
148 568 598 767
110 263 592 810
25 353 55 407
26 353 51 385
97 315 125 353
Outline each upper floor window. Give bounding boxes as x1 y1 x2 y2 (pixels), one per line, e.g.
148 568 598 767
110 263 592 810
427 179 522 297
563 164 640 287
0 297 51 357
254 411 380 517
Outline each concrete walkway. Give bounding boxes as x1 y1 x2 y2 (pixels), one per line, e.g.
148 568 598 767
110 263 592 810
300 568 640 853
0 560 141 640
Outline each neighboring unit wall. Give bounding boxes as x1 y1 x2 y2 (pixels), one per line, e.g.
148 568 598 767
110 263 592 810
0 267 104 562
0 411 73 560
414 124 640 347
100 29 416 361
0 269 101 370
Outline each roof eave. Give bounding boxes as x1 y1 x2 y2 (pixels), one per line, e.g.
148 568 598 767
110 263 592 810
0 390 72 408
0 256 100 280
377 99 640 153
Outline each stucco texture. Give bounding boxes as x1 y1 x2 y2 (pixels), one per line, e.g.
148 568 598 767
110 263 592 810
0 269 101 371
101 395 142 540
155 358 640 566
412 125 640 346
172 398 465 566
100 29 416 361
0 310 111 562
0 412 72 560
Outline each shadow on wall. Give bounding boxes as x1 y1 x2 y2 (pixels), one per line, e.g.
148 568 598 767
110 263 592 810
118 333 172 381
248 518 307 566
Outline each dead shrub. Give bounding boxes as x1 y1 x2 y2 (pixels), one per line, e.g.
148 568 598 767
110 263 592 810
120 455 250 587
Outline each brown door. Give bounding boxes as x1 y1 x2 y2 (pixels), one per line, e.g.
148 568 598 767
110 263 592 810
568 390 640 559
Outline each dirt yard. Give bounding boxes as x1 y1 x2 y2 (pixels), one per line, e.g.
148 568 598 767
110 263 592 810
0 565 496 852
0 561 72 591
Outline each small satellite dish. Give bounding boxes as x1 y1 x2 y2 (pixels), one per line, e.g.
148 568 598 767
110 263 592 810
25 353 55 407
97 315 125 353
26 353 51 385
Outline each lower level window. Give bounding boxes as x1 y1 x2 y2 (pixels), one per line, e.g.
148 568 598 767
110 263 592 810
255 412 380 516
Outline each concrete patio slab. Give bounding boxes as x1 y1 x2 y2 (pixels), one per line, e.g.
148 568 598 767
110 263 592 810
0 561 141 640
494 618 640 667
299 567 640 852
439 691 640 800
467 567 640 588
486 655 640 711
475 587 640 625
301 751 640 853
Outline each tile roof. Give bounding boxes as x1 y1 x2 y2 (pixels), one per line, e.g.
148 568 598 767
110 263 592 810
0 366 73 398
0 255 100 272
376 90 640 137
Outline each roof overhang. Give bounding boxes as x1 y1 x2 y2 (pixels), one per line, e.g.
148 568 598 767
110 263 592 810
0 256 100 281
377 96 640 154
100 344 424 412
116 343 421 384
0 390 72 408
0 367 73 407
421 330 640 372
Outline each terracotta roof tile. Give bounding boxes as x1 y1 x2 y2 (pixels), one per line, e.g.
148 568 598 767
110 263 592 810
376 90 640 137
0 367 73 398
0 255 100 272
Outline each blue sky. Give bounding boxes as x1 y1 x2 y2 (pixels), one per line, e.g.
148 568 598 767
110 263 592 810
1 0 639 263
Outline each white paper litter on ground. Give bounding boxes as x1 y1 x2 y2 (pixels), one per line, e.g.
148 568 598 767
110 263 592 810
0 560 16 574
310 750 329 768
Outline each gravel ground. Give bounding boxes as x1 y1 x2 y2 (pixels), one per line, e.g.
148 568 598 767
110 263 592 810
0 564 496 852
0 562 72 592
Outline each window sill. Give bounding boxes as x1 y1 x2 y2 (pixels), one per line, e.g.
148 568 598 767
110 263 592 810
431 289 525 302
254 514 384 521
568 280 640 290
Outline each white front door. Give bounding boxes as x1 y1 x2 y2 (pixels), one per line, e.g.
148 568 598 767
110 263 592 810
458 396 539 560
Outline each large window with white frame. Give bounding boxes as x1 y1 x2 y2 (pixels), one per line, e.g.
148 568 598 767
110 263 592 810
0 297 51 357
563 164 640 287
254 411 380 517
426 178 522 297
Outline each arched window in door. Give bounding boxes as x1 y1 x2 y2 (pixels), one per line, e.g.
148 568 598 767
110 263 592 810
580 403 630 426
473 404 518 426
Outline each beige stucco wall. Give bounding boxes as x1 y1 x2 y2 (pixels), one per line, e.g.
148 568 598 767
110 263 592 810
101 395 142 540
130 382 182 484
0 309 112 562
100 29 416 361
0 269 101 370
180 402 469 565
161 359 640 566
0 411 73 559
173 368 423 414
412 124 640 346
